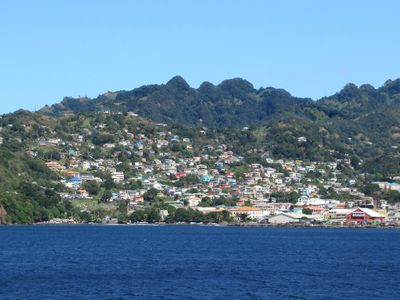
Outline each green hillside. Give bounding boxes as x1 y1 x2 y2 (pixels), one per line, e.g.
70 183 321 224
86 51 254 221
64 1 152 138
0 148 75 223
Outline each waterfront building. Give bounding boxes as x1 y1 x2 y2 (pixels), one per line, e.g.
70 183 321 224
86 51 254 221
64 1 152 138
345 207 385 224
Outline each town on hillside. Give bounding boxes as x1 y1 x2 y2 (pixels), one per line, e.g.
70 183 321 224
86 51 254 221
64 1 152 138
1 111 400 225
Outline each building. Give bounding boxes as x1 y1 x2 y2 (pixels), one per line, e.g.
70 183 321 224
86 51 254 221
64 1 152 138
325 208 353 223
304 205 328 220
296 196 327 207
229 206 270 221
111 171 125 183
46 161 64 171
372 181 400 191
185 195 202 207
345 207 385 224
75 189 89 198
64 174 82 189
268 213 300 225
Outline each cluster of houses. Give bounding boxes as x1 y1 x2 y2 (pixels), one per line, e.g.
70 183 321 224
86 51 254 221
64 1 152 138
29 113 400 226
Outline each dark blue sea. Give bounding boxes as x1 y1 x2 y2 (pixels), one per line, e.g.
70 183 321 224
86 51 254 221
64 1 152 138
1 225 400 300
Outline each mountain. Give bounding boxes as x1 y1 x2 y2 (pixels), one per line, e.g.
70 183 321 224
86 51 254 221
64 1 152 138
315 79 400 149
41 76 316 127
40 78 400 147
317 79 400 117
38 76 400 160
2 94 400 224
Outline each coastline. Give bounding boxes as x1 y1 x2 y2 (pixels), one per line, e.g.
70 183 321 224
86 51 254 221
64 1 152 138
2 221 400 229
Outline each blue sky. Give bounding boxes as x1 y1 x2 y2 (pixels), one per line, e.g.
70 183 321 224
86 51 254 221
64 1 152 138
1 0 400 114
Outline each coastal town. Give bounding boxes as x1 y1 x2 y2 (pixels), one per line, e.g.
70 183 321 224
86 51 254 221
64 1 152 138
5 111 395 226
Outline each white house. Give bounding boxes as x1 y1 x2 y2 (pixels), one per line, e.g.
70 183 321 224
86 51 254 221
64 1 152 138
111 171 124 183
229 207 270 221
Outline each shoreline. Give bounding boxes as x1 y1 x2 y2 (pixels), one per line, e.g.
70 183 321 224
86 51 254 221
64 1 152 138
2 222 400 229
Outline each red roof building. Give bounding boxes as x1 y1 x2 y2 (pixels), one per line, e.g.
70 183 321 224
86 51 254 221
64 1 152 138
345 207 385 224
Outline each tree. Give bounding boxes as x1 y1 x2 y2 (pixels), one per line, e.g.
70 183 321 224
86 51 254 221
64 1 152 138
143 188 159 203
270 191 298 204
82 181 100 195
130 210 147 223
129 208 161 223
100 190 112 203
117 201 128 223
175 174 199 187
302 208 312 215
127 180 142 190
79 211 94 223
102 173 116 190
244 200 253 206
238 213 250 222
146 208 161 223
287 191 300 204
383 190 400 204
92 133 115 146
174 208 190 222
92 207 108 222
362 183 380 197
199 197 212 207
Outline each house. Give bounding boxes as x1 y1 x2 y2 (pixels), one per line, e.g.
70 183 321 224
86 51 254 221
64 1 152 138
345 207 385 224
263 203 292 213
196 207 225 214
76 189 89 198
201 175 214 183
46 161 64 171
297 136 307 143
304 205 328 220
229 206 269 221
128 196 144 206
226 171 235 178
185 195 202 207
296 196 329 207
175 171 187 179
111 171 124 183
65 171 81 177
64 174 82 189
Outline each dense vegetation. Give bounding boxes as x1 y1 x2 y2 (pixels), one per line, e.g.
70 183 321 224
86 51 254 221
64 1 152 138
41 76 400 134
41 76 313 127
0 148 76 223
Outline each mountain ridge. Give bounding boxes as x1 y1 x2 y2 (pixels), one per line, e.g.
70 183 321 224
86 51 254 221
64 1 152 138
39 76 400 126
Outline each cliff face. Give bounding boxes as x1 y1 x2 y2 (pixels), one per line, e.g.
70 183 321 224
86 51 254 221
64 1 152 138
0 205 7 224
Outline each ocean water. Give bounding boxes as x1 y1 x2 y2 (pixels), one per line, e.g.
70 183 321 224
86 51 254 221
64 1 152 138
0 225 399 300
